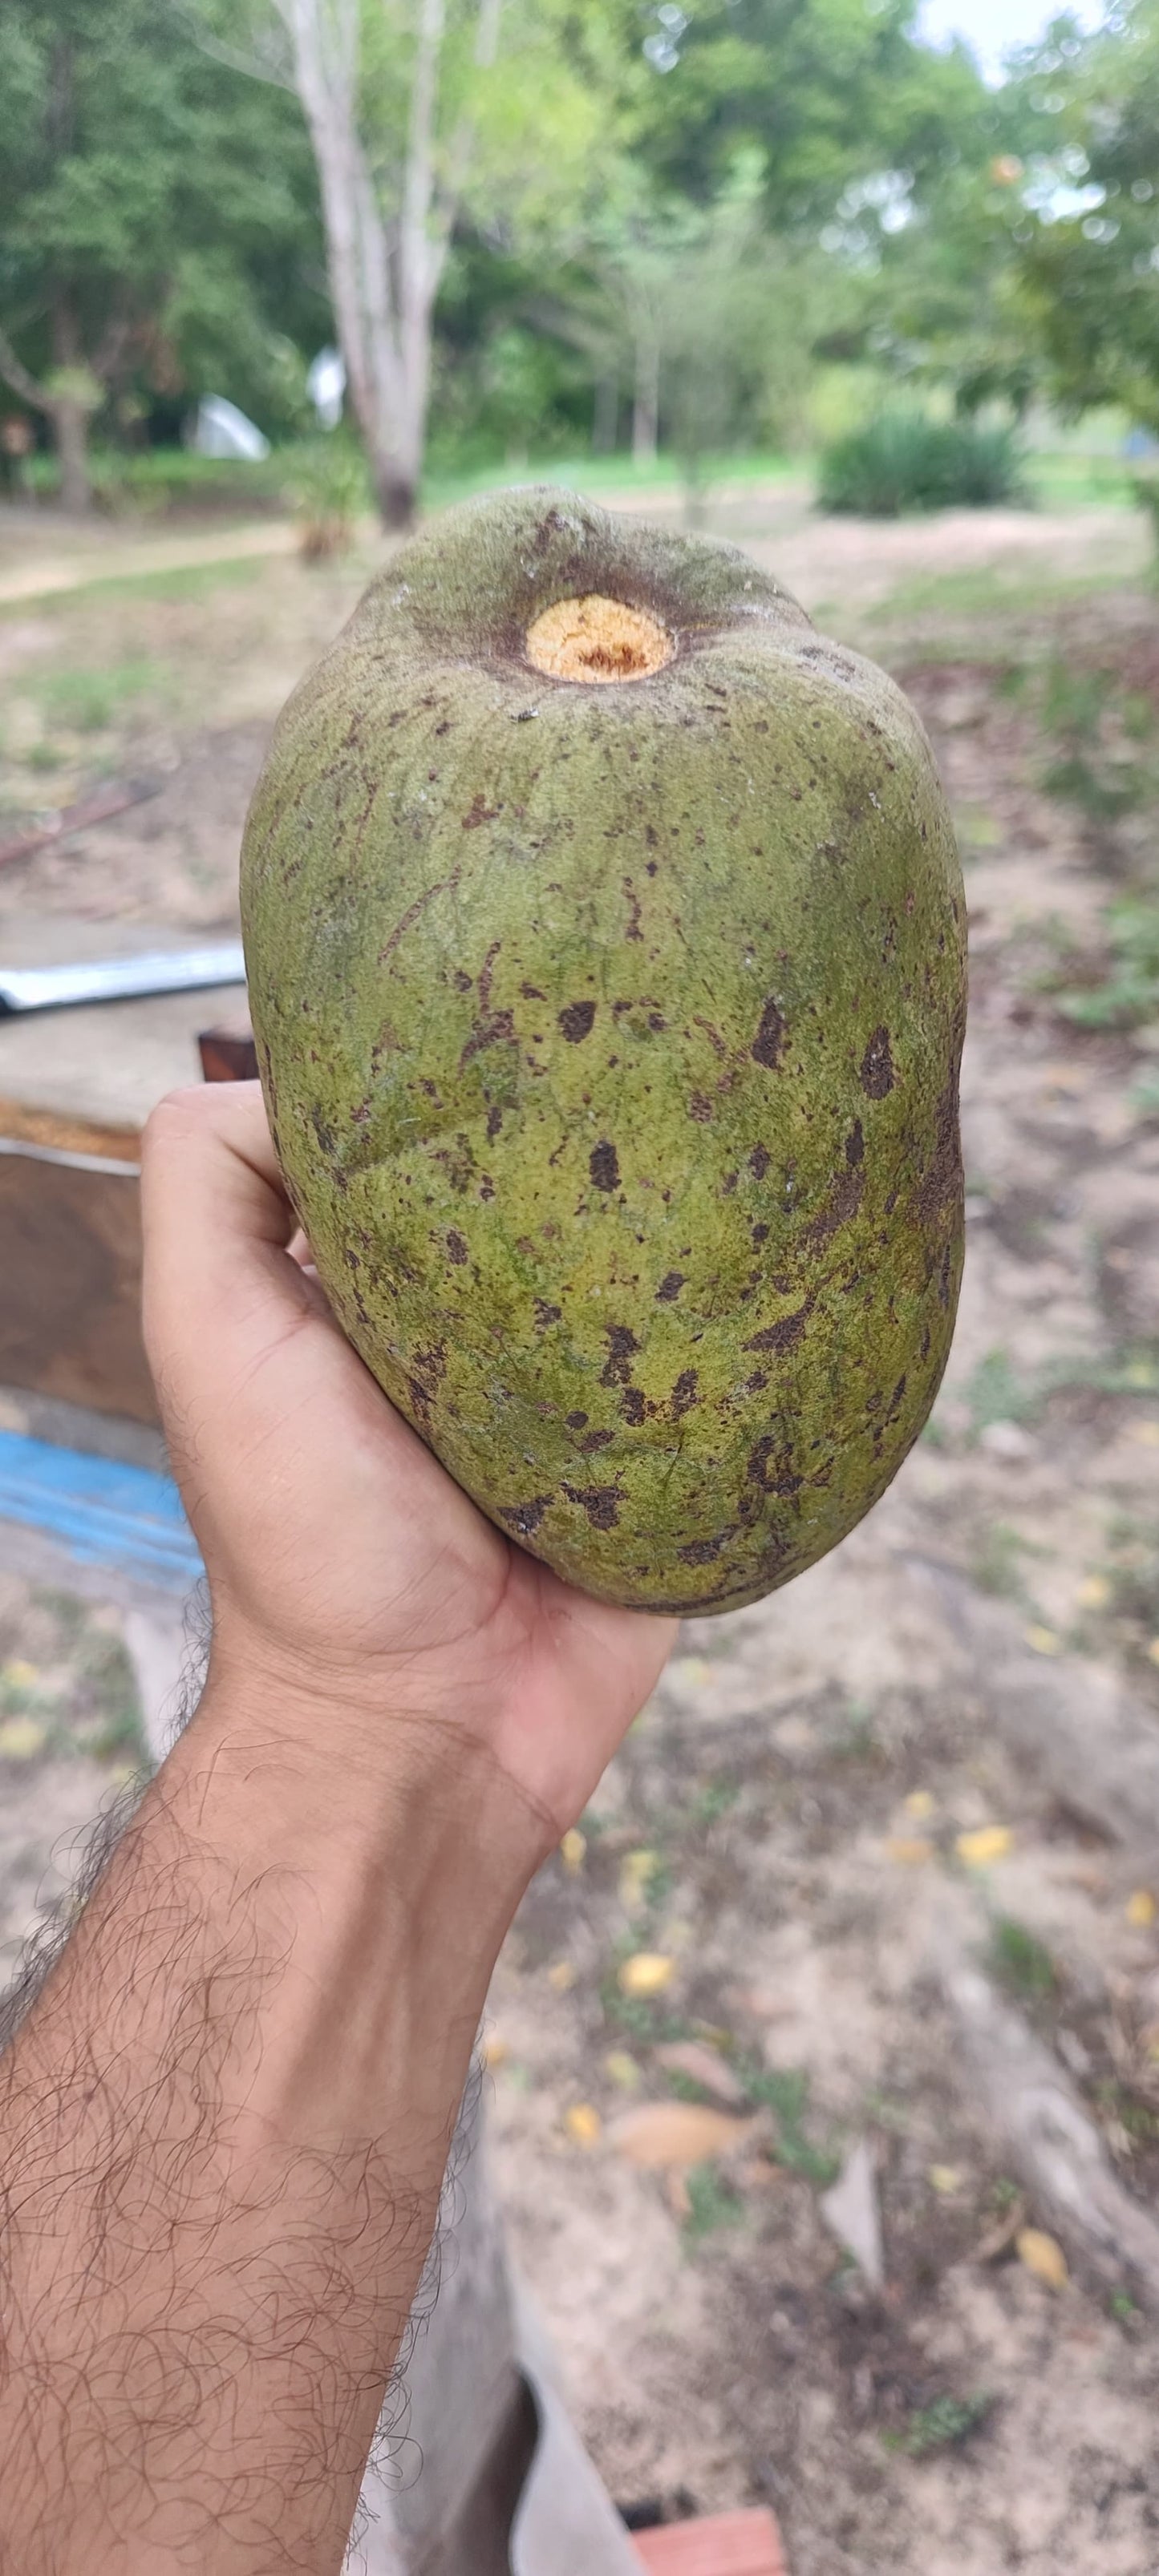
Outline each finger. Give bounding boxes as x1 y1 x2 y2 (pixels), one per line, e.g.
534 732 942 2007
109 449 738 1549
140 1083 306 1381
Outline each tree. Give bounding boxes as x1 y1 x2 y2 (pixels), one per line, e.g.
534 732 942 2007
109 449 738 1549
0 0 326 508
240 0 614 527
1010 2 1159 431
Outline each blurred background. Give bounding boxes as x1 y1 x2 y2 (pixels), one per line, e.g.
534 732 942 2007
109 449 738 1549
2 2 1159 2570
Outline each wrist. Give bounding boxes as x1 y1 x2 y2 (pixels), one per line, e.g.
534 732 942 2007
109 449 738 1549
156 1661 546 2156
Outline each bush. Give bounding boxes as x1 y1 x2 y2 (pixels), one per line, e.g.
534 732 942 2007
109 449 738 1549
817 410 1024 517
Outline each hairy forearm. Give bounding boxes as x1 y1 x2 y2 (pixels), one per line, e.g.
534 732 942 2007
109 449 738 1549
0 1675 545 2575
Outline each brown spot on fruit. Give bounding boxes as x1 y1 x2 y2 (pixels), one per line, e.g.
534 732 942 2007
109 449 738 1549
671 1369 699 1417
679 1531 733 1565
620 1387 646 1425
460 1007 516 1070
752 998 785 1070
500 1496 551 1536
562 1482 621 1530
446 1229 468 1265
534 1299 562 1330
462 790 502 828
860 1025 895 1097
744 1300 812 1357
845 1118 865 1166
656 1272 685 1302
746 1438 803 1497
749 1143 772 1179
802 1163 864 1250
590 1138 620 1191
566 1409 589 1430
601 1324 639 1386
558 999 597 1042
915 1074 963 1223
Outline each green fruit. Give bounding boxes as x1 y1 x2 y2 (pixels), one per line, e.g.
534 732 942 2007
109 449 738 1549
241 487 965 1615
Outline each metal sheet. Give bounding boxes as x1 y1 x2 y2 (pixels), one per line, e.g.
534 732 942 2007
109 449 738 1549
0 943 245 1014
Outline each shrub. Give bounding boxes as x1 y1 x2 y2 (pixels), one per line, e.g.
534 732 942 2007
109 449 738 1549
817 410 1024 517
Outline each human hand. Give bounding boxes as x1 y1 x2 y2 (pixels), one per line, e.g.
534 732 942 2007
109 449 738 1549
141 1083 674 1846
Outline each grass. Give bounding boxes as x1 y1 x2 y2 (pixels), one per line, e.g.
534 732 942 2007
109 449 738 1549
735 2060 841 2186
971 1521 1040 1603
0 555 276 619
1050 900 1159 1031
883 2392 995 2458
958 1345 1159 1441
987 1915 1056 2005
420 445 800 512
38 656 158 734
683 2163 746 2242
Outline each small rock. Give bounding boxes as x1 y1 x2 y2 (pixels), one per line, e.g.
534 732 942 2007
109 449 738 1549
821 2137 884 2291
979 1419 1033 1462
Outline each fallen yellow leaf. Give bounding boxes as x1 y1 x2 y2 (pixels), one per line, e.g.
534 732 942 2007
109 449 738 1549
1148 1640 1159 1668
618 1951 675 1999
559 1827 586 1876
887 1836 935 1866
1016 2226 1068 2291
0 1717 47 1761
1 1660 39 1692
956 1826 1013 1869
1126 1889 1157 1928
619 1847 661 1909
564 2103 602 2149
929 2164 964 2195
1024 1624 1061 1656
547 1959 577 1993
604 2050 641 2091
653 2039 746 2105
904 1789 936 1821
1076 1575 1111 1610
609 2101 753 2170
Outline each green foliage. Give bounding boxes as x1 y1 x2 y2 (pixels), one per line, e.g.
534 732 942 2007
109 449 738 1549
817 410 1024 516
961 1345 1159 1437
1054 899 1159 1028
284 439 370 560
0 0 325 459
1009 0 1159 434
987 1916 1056 2003
883 2392 994 2457
1034 653 1156 822
38 657 156 733
682 2163 745 2242
736 2061 841 2185
971 1520 1037 1601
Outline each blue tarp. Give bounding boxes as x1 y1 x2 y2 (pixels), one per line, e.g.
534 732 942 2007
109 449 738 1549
0 1431 202 1591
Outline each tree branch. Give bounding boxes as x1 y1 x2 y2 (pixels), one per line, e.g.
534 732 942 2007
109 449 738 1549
431 0 502 263
402 0 448 322
0 329 51 415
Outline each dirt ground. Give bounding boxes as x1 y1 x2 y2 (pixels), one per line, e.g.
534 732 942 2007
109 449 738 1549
2 480 1159 2574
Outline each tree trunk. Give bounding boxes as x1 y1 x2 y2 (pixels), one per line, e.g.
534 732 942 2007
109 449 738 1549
593 373 618 453
52 398 91 515
373 461 419 531
632 331 659 466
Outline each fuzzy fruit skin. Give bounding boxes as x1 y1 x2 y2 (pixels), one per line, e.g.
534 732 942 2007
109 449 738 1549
241 487 966 1614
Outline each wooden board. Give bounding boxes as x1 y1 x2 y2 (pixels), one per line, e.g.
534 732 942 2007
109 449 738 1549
0 1138 156 1423
634 2509 786 2576
0 920 254 1424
